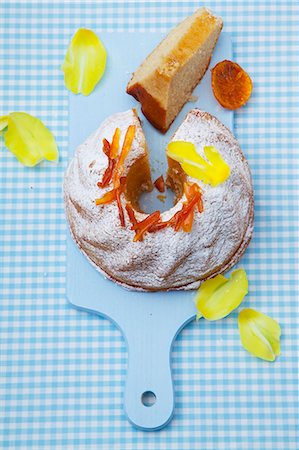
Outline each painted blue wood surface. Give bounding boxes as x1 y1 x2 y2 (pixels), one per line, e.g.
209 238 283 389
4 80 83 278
67 31 232 430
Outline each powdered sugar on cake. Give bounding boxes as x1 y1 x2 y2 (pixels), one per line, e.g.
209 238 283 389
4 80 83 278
64 109 254 291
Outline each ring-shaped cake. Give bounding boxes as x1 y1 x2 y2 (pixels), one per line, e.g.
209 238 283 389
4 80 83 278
64 108 254 291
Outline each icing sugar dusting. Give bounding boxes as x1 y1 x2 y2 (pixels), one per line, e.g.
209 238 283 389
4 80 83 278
64 109 254 291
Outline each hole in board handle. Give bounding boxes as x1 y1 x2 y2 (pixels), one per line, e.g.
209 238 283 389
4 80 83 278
141 391 156 407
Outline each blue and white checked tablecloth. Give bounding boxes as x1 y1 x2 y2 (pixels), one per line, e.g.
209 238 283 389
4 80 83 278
0 1 298 449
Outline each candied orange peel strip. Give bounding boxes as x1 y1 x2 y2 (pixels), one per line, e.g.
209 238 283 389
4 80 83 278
95 189 117 205
97 139 115 188
95 176 126 207
97 157 115 188
125 204 138 227
116 188 125 227
169 192 201 232
95 124 135 227
154 175 165 193
184 182 203 213
113 125 136 189
110 127 121 160
148 221 169 233
182 182 202 232
211 60 253 110
102 138 110 156
131 211 161 242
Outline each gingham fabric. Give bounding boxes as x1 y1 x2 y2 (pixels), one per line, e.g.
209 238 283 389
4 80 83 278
0 1 298 449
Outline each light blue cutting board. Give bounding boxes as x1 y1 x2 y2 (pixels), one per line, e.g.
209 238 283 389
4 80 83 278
67 31 232 431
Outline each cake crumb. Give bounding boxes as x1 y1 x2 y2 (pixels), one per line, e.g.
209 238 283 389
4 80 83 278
189 94 199 103
157 195 166 203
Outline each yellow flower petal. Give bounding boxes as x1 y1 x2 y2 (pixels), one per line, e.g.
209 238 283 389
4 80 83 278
203 146 231 183
181 162 212 185
62 28 106 96
0 116 8 131
195 269 248 321
0 112 58 167
166 141 230 186
238 308 281 362
194 274 227 320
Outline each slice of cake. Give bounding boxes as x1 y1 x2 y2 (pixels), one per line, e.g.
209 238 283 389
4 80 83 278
126 7 223 133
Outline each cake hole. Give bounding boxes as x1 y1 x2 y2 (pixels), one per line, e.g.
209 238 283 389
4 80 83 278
141 391 156 407
139 187 175 214
138 155 184 214
124 140 184 214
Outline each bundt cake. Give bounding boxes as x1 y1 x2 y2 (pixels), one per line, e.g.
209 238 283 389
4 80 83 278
64 108 254 291
126 7 223 133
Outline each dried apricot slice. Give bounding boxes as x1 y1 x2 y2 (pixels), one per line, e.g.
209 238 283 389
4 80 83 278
211 60 252 110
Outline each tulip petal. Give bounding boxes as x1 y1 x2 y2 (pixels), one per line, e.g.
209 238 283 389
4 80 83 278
194 274 227 320
203 146 231 183
167 141 230 186
195 269 248 321
0 116 8 131
181 161 212 185
0 112 58 167
62 28 106 96
238 309 281 361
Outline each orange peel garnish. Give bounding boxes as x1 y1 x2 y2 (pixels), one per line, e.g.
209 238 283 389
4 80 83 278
102 138 110 156
110 127 121 160
116 188 125 227
96 125 135 228
149 183 203 236
113 125 135 189
148 221 169 233
211 60 252 110
95 176 127 227
131 211 161 242
184 182 203 212
182 182 202 232
154 175 165 193
125 204 138 227
97 138 115 188
169 192 200 232
95 189 116 205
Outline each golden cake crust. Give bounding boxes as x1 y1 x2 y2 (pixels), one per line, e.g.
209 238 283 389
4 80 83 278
127 8 223 132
